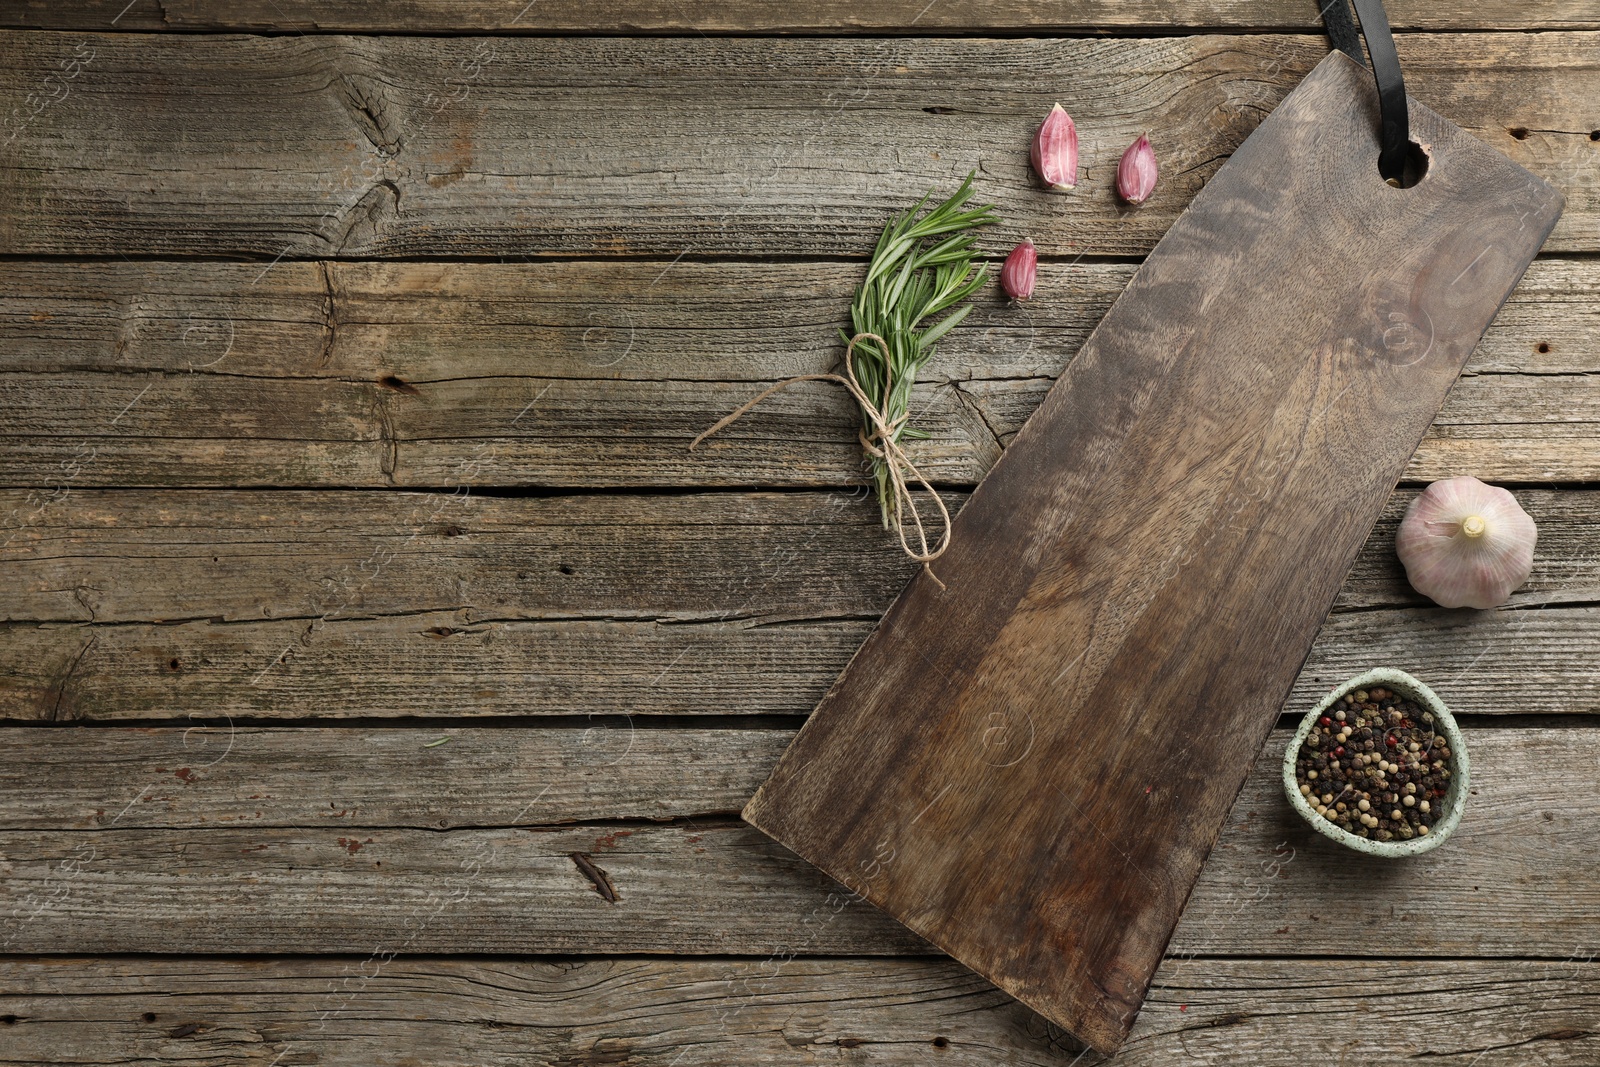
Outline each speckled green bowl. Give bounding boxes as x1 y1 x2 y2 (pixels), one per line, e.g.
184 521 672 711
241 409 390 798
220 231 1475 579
1283 668 1469 858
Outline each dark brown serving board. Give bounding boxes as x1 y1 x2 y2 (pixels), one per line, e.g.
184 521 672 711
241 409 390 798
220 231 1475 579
743 51 1561 1054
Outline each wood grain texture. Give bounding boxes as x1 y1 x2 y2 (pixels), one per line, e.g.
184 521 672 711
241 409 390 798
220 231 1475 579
10 359 1598 486
11 0 1600 33
1 33 1597 258
0 12 1589 1065
0 489 918 627
7 257 1598 381
0 956 1596 1067
3 258 1598 488
0 727 1594 958
0 727 788 830
6 604 1599 724
746 53 1563 1053
6 489 1598 722
7 488 1599 623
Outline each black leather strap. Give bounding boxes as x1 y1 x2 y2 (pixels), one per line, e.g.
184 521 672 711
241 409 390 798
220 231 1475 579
1322 0 1364 64
1322 0 1410 182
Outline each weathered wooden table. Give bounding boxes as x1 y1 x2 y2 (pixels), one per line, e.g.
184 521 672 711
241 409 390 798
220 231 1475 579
1 3 1597 1064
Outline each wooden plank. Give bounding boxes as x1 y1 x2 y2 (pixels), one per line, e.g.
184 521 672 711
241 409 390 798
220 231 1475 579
0 727 788 830
9 258 1596 379
3 258 1598 488
744 52 1562 1053
5 489 1598 722
5 487 1597 624
0 615 877 722
6 356 1593 486
0 956 1596 1067
0 727 1594 957
0 490 917 626
1 33 1597 258
6 604 1600 723
4 356 1595 486
11 0 1600 33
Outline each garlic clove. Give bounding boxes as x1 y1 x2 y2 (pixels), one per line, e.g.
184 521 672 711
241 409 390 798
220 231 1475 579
1031 103 1078 191
1001 239 1038 300
1395 476 1537 609
1116 133 1158 205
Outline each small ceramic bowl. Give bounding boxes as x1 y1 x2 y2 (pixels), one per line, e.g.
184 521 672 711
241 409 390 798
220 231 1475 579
1283 668 1469 858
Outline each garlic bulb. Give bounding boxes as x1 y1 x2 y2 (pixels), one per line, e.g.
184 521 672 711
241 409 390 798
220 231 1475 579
1395 476 1536 609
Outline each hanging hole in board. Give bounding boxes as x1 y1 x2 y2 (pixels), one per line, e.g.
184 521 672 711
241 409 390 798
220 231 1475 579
1384 141 1429 189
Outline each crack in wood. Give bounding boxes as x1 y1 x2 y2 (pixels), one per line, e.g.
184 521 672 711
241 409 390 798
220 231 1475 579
317 260 338 369
329 180 402 256
568 851 620 903
71 586 99 623
49 633 96 722
379 374 421 396
942 379 1005 466
332 70 402 157
1409 1028 1599 1058
373 388 400 484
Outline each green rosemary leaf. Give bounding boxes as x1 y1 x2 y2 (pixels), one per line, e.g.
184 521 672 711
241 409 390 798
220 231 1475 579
918 304 972 349
842 171 997 529
883 250 919 314
866 238 913 283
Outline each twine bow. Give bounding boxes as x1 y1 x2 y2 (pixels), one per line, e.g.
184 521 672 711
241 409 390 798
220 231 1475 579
690 332 953 567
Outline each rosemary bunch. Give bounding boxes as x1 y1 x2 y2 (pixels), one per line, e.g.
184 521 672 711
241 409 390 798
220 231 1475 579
842 171 998 529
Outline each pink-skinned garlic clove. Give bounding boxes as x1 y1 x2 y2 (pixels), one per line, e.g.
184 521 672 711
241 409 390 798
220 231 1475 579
1031 103 1078 191
1000 240 1037 300
1116 133 1158 205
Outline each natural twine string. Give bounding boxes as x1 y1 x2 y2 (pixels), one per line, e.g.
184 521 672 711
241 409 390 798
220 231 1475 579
689 332 953 569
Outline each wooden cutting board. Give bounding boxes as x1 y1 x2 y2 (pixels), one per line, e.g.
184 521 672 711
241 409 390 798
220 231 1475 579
743 50 1562 1054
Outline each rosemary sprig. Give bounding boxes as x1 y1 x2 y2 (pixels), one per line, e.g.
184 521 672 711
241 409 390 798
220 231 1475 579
841 171 998 528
